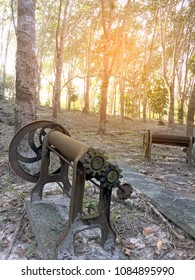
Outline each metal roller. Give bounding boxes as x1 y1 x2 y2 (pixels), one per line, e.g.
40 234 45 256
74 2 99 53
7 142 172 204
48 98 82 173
48 131 90 162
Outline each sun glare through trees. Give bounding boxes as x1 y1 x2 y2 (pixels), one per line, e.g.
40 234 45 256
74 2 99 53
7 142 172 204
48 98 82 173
0 0 194 133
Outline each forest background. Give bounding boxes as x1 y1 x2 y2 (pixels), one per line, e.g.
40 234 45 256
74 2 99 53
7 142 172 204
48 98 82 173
0 0 195 135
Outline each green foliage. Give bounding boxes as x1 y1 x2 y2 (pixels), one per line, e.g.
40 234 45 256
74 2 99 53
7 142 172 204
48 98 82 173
83 183 98 215
124 93 133 116
26 240 37 258
1 0 194 119
0 238 6 251
70 92 78 103
110 204 122 223
7 177 26 202
124 87 140 118
5 74 13 89
147 78 168 116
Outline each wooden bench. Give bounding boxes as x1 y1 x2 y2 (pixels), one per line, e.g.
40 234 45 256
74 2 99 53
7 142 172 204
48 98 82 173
143 129 194 167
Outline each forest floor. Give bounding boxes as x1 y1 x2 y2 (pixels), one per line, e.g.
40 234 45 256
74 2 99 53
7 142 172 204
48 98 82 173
0 97 195 260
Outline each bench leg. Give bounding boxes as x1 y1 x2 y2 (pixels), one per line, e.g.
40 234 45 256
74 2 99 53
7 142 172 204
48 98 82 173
143 129 152 161
187 137 193 167
148 130 152 162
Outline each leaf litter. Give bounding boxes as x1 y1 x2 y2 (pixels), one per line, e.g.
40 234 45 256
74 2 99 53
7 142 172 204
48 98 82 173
0 99 195 260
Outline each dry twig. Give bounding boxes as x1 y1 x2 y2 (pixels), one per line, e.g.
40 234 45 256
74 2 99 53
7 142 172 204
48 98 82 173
5 211 25 259
188 253 195 260
145 201 185 241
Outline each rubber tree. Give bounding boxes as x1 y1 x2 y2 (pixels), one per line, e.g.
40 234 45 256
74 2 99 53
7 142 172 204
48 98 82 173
159 0 186 126
15 0 37 131
52 0 71 119
98 0 130 134
0 3 13 97
177 2 195 125
186 55 195 137
97 0 114 134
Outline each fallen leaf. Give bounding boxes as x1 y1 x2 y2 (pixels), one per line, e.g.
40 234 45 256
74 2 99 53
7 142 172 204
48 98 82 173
15 247 25 257
145 239 152 245
116 237 121 244
155 240 163 254
123 242 135 250
143 227 154 235
124 248 131 256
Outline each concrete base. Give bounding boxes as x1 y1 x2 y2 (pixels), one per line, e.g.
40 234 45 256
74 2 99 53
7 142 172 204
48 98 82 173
25 163 195 259
25 196 69 259
119 162 195 239
25 196 126 260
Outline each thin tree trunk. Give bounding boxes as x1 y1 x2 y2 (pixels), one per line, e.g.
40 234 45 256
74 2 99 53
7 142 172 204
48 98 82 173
160 1 176 126
98 50 110 134
83 12 94 114
168 83 175 125
178 95 185 125
186 84 195 137
15 0 37 131
2 18 12 96
177 18 193 125
53 0 70 119
97 0 112 134
98 0 130 133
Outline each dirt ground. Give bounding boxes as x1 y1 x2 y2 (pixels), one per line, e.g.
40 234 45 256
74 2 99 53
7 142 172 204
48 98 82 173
0 98 195 260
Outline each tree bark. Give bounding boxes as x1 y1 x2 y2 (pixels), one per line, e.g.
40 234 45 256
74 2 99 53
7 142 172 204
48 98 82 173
186 84 195 137
53 0 70 119
97 0 112 134
15 0 37 131
98 0 130 133
98 48 110 134
168 83 175 125
160 0 188 126
2 18 12 97
83 12 94 114
178 95 185 125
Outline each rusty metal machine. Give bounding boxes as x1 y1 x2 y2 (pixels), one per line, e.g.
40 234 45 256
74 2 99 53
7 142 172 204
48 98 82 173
9 120 132 259
143 129 194 166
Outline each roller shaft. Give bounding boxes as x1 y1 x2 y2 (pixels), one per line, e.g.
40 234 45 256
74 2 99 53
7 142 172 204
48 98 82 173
48 131 90 161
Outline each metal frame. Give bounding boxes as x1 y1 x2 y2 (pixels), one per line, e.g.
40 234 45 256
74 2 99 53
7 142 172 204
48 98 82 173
9 121 133 259
143 129 194 167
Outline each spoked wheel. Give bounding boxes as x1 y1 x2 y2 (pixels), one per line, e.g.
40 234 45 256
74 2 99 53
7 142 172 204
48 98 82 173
9 120 70 183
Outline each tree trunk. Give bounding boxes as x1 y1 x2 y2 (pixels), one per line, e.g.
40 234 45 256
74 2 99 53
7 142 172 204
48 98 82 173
111 78 117 115
98 71 109 134
2 18 12 97
142 88 147 122
119 76 125 120
159 1 175 126
97 0 112 134
178 96 185 125
83 13 94 114
98 0 127 133
67 81 72 110
83 76 90 114
53 55 63 118
15 0 37 132
168 83 175 125
53 0 70 119
98 41 110 133
186 84 195 137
